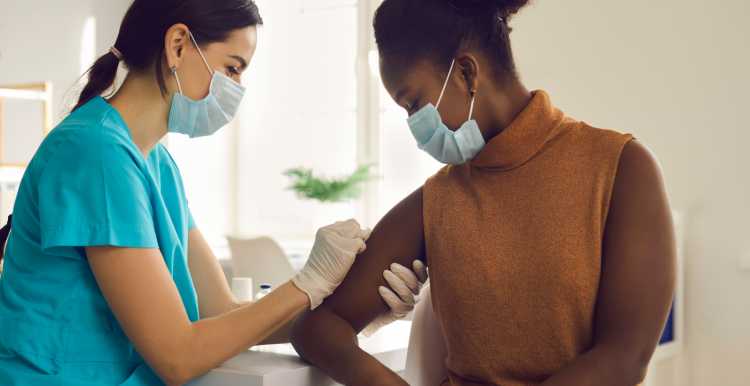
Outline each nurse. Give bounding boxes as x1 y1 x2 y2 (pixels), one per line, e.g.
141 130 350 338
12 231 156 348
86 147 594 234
0 1 427 385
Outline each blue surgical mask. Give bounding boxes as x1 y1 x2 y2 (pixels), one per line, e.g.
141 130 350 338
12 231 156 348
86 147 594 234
406 59 485 165
168 32 246 138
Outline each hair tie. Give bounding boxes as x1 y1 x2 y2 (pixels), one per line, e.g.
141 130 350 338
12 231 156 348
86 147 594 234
109 46 123 61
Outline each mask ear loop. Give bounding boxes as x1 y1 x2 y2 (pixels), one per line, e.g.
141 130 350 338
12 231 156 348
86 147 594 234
468 87 476 121
172 66 183 94
435 58 455 109
189 31 214 76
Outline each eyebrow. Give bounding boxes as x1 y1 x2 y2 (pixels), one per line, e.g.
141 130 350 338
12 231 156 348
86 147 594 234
394 86 411 106
229 55 248 69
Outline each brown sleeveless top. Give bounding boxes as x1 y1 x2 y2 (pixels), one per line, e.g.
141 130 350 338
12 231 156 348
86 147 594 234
423 90 635 386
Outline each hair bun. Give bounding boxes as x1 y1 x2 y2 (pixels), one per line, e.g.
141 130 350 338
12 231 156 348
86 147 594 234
446 0 532 17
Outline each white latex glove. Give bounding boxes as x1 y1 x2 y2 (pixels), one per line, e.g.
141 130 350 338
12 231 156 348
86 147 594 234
291 219 372 310
362 260 429 337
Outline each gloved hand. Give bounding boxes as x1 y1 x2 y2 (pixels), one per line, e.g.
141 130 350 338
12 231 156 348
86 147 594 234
291 219 371 310
362 260 429 337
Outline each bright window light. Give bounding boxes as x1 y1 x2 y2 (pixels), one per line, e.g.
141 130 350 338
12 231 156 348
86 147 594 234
368 50 379 78
79 16 96 74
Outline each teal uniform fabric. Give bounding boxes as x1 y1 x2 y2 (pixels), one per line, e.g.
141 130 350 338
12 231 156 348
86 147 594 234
0 96 198 385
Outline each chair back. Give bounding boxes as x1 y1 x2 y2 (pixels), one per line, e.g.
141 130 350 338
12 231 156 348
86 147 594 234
226 236 295 291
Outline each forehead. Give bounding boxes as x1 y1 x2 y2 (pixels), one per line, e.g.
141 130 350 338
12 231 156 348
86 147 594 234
380 56 442 99
211 26 257 54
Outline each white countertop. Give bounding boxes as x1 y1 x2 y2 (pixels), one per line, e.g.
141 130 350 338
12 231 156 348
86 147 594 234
186 321 411 386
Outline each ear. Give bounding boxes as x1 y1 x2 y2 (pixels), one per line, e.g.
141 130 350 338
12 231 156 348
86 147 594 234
454 52 479 97
164 23 190 71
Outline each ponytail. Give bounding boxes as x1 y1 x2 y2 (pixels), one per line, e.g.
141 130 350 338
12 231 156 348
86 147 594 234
70 51 120 113
0 215 11 279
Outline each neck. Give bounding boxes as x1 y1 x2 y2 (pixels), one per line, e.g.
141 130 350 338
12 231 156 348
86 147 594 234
475 77 533 143
107 71 173 159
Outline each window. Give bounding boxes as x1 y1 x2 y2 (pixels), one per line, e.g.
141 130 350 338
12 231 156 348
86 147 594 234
170 0 442 254
237 0 359 238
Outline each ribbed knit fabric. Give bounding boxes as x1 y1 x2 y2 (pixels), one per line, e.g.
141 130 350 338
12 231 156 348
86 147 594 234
423 90 637 386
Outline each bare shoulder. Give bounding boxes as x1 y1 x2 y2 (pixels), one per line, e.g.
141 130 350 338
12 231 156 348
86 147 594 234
604 137 675 264
608 139 667 212
320 185 426 331
391 185 424 220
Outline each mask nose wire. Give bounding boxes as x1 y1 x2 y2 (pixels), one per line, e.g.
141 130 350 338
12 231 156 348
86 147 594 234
435 58 455 110
189 31 214 76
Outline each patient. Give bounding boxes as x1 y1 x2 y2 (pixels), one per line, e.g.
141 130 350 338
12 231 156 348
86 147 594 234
290 1 676 385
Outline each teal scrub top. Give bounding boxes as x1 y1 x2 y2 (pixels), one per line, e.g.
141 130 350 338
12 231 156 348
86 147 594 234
0 96 199 386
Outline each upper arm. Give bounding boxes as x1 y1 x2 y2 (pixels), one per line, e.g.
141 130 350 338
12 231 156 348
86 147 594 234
86 245 193 380
318 186 427 332
596 139 677 364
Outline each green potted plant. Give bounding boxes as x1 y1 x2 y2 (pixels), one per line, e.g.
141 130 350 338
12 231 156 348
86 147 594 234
283 165 376 231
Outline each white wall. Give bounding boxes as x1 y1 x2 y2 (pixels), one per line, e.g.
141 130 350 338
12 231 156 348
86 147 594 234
0 0 130 216
511 1 750 385
0 0 130 124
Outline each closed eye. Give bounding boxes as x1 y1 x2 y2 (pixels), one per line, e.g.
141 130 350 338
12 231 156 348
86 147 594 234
227 66 239 76
409 99 419 113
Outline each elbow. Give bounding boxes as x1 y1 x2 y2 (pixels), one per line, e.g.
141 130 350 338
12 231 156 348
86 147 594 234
631 348 655 384
289 310 313 360
150 352 200 386
153 361 189 386
154 362 193 386
602 344 654 385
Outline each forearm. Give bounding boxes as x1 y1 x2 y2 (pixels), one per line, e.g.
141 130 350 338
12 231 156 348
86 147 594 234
173 281 309 384
290 307 407 386
540 345 648 386
228 299 293 345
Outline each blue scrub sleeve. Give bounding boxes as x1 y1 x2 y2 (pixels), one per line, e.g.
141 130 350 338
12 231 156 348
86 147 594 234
188 207 197 230
38 127 159 259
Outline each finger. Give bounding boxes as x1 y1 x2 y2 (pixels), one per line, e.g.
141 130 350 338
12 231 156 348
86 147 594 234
323 219 360 239
412 260 429 283
378 286 407 311
390 263 420 295
337 236 367 255
383 269 415 302
361 227 372 241
339 218 363 239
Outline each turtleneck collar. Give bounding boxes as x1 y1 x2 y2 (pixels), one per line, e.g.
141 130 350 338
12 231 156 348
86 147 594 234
470 90 566 172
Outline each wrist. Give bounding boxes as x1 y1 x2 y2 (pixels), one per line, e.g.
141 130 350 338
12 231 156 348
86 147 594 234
290 272 328 309
286 280 313 310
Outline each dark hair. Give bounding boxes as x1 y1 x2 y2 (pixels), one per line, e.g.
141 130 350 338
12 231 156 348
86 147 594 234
0 215 10 278
373 0 531 79
70 0 263 113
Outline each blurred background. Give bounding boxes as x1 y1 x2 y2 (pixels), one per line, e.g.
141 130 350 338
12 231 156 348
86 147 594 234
0 0 748 385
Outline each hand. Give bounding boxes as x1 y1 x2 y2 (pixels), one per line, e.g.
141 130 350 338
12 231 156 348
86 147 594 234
291 219 372 310
362 260 428 337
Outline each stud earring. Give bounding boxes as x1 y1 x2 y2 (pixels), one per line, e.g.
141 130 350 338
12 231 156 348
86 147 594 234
470 87 476 99
171 66 177 74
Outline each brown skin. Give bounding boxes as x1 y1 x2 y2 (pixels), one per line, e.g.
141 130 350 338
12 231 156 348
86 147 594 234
290 50 676 386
